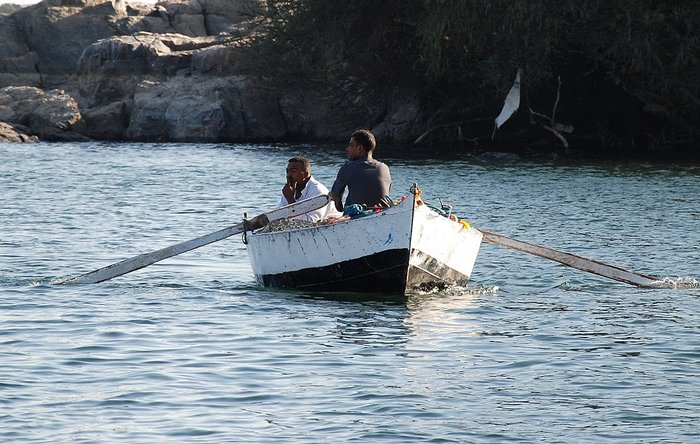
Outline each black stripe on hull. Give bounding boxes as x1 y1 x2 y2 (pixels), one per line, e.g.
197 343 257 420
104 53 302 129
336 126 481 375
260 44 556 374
257 249 410 294
256 248 470 295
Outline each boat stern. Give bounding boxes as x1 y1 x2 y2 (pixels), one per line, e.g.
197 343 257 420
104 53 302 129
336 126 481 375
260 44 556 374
406 202 483 289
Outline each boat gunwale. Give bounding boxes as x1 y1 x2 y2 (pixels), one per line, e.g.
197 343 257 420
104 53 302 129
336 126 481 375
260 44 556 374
249 197 414 237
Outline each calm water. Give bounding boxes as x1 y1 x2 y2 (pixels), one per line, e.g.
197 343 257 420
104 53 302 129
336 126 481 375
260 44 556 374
1 142 699 443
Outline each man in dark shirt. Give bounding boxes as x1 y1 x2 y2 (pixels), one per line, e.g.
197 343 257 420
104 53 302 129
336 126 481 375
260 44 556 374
330 129 392 212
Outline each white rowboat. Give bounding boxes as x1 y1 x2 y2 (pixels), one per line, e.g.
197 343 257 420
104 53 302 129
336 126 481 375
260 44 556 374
244 188 483 295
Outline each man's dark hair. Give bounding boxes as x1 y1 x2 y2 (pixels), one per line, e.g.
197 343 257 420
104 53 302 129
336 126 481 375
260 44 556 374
352 129 376 153
288 156 311 171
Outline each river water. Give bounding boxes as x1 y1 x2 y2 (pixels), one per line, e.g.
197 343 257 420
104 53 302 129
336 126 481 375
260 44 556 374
1 141 699 442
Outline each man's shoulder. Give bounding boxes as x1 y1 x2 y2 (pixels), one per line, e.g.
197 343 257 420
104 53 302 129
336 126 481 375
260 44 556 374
369 158 388 167
363 159 389 173
344 159 383 169
306 176 330 194
336 160 358 176
340 160 359 168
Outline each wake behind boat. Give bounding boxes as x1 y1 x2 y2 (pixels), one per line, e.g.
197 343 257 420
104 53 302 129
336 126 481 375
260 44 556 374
243 186 483 295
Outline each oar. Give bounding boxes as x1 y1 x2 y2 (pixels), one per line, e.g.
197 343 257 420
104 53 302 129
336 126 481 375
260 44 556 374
479 229 663 288
57 195 331 285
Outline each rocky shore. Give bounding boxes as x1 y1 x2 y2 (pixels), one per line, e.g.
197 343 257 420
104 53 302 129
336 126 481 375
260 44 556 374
0 0 423 144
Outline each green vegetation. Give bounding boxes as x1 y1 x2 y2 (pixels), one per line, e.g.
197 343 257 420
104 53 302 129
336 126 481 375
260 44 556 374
254 0 699 157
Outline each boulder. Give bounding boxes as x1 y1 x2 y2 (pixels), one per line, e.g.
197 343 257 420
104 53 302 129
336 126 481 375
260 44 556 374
113 15 174 35
81 100 129 139
158 0 206 36
11 0 122 87
0 122 39 143
0 86 85 140
125 76 286 141
0 15 41 87
124 78 217 141
191 44 255 75
110 0 264 37
77 32 219 106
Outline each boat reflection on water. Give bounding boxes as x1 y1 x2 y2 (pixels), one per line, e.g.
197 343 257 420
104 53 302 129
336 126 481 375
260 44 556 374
288 283 498 349
404 285 498 340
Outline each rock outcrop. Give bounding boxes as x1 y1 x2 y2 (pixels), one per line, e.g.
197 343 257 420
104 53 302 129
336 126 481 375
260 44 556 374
0 0 424 143
0 86 88 140
0 14 41 88
10 0 124 88
0 122 39 142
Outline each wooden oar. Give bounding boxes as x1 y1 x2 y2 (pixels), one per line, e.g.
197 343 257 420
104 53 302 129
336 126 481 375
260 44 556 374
479 229 662 287
58 195 331 285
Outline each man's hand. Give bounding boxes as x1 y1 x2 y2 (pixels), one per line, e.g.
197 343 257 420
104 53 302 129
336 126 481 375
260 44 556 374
282 181 296 204
329 192 343 212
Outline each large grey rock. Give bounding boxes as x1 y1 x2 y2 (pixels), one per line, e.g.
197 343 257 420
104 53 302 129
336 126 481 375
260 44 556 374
0 122 39 142
77 32 219 106
110 0 264 37
0 86 85 139
0 15 41 87
125 75 285 141
158 0 206 36
114 15 174 35
11 0 122 87
125 78 230 141
191 44 255 75
81 100 129 139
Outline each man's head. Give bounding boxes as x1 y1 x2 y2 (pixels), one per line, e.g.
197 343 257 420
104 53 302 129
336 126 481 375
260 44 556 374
286 156 311 187
347 129 376 160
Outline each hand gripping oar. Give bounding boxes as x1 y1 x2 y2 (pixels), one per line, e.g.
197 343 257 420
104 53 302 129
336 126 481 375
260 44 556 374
479 229 663 288
58 195 331 285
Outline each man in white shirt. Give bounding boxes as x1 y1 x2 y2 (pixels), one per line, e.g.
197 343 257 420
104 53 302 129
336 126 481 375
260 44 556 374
278 156 342 222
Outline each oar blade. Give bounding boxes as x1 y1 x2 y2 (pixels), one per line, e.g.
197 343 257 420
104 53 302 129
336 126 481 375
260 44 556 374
59 222 246 285
480 230 662 288
58 195 330 285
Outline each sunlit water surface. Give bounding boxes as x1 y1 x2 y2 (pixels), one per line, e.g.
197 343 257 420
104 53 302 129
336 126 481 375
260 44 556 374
1 142 698 442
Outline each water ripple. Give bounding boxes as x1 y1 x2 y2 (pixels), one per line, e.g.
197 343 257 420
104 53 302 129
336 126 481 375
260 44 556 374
1 142 699 442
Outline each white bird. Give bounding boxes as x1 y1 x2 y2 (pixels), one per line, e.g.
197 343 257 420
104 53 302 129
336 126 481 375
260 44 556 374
493 68 522 136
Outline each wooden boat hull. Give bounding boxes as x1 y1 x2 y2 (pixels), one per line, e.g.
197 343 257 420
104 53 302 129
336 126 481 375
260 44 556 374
257 248 411 294
245 192 482 295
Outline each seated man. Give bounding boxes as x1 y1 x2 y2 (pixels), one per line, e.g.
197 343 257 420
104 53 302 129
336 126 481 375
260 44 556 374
278 156 341 222
330 129 392 212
